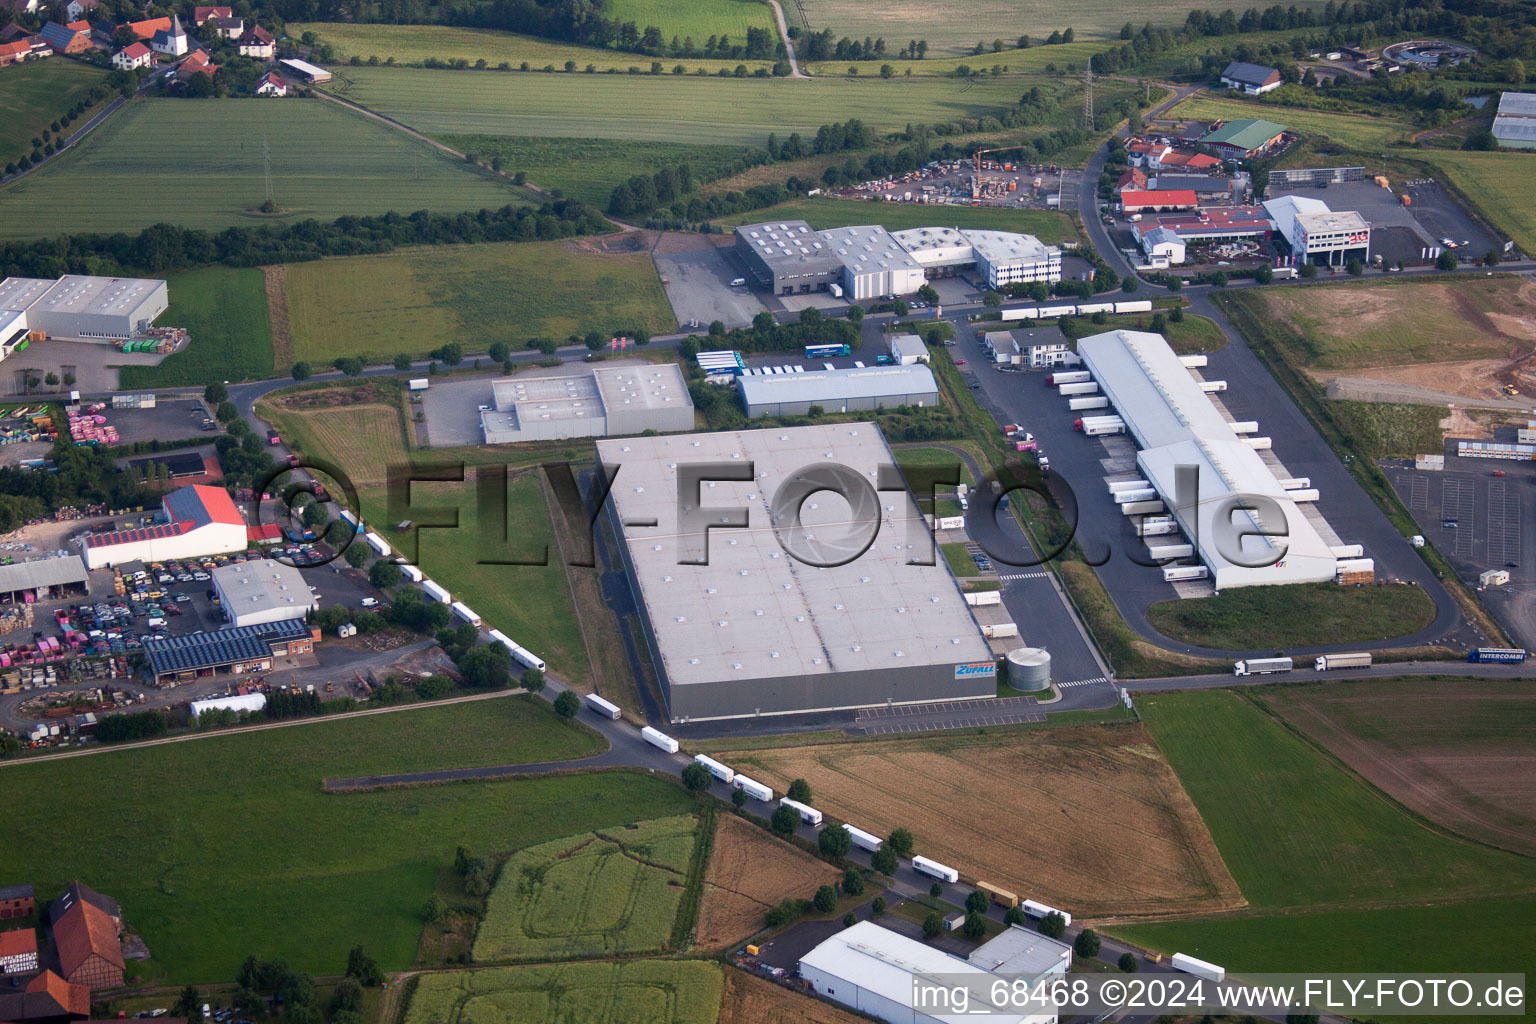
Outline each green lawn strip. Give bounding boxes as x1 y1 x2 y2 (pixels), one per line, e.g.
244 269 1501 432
1137 689 1536 909
1144 581 1436 650
0 98 524 240
0 698 699 983
118 267 273 388
941 541 980 576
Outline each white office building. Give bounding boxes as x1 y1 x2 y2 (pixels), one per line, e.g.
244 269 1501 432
820 224 928 301
1262 195 1369 265
890 226 1062 287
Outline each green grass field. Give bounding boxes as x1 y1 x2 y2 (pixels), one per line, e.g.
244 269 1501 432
289 24 774 73
1163 95 1414 151
357 475 593 684
1418 149 1536 256
1113 898 1536 997
603 0 775 44
0 697 705 983
0 59 109 168
430 136 748 207
720 196 1081 245
326 68 1033 146
793 0 1332 54
473 815 699 960
283 240 674 365
0 98 525 240
1138 690 1536 909
118 268 273 389
802 40 1110 76
1329 400 1446 459
941 541 980 576
1145 582 1436 650
404 961 723 1024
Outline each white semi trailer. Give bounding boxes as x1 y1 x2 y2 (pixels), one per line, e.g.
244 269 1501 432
1315 652 1372 671
1234 657 1293 676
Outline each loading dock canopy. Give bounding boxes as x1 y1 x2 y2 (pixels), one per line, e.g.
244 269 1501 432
1077 329 1338 588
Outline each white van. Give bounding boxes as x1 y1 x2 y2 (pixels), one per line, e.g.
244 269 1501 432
730 277 747 287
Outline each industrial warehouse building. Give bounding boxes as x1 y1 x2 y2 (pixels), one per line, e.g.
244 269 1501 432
142 619 315 686
1492 91 1536 149
480 364 694 443
800 922 1054 1024
0 556 88 603
597 424 996 722
1078 329 1345 588
1263 195 1370 265
0 274 168 343
78 485 250 569
1196 117 1287 159
735 220 1061 297
737 365 938 418
212 558 318 628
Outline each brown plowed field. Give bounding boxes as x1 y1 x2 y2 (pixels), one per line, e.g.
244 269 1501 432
711 727 1243 918
716 968 865 1024
697 812 843 951
1264 680 1536 858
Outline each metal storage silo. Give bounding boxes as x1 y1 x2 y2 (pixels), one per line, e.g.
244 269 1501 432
1005 647 1051 691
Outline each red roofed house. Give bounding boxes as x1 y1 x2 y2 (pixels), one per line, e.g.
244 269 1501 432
1158 150 1222 170
1119 189 1199 213
112 40 152 69
0 970 90 1023
52 899 123 990
79 484 249 569
193 5 232 22
124 16 170 40
0 929 38 974
176 48 217 79
1115 167 1148 192
40 21 93 54
0 39 34 65
254 71 289 96
237 24 274 58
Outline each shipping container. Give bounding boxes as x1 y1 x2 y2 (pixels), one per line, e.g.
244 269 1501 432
1233 657 1293 676
1179 354 1208 368
586 693 622 719
1114 489 1160 504
451 601 482 626
1171 953 1225 982
1021 899 1071 926
912 855 960 884
1288 489 1320 503
936 515 966 530
779 796 824 827
422 580 451 603
1046 370 1091 386
1135 518 1179 536
408 378 429 391
976 881 1020 908
1075 302 1115 315
509 646 546 672
964 591 1001 607
1162 565 1208 582
1280 477 1312 490
1000 307 1040 322
1113 300 1153 314
1068 396 1109 411
1145 543 1194 560
733 774 774 801
1245 436 1273 450
693 754 735 784
1057 381 1098 396
641 726 680 754
1329 543 1363 558
1198 379 1227 393
842 823 883 852
1038 305 1077 318
1228 420 1259 434
1315 652 1372 671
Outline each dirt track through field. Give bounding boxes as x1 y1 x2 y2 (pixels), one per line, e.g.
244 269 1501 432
715 728 1244 917
696 813 842 950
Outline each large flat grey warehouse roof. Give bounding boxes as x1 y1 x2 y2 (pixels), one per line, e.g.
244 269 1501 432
212 559 315 619
595 423 992 690
0 277 55 312
738 364 937 404
1497 90 1536 116
820 224 923 273
964 229 1056 264
483 363 692 441
31 275 165 316
735 220 843 271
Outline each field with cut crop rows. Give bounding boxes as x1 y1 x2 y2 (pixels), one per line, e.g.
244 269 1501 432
289 24 773 74
473 815 700 960
0 98 524 239
326 68 1031 145
696 812 842 950
712 727 1243 916
404 961 723 1024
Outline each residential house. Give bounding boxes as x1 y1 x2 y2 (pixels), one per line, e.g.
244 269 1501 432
64 0 99 21
0 970 90 1024
254 71 289 96
208 15 242 39
1024 337 1079 368
1119 189 1199 214
0 929 39 974
112 40 152 69
176 48 217 80
0 39 31 65
193 5 232 21
124 16 170 41
25 36 53 58
40 21 93 52
1115 167 1148 192
0 22 27 41
1125 140 1172 168
1136 225 1187 267
1156 150 1222 171
0 885 34 921
149 12 187 56
47 885 122 936
237 24 274 58
1219 60 1283 94
52 899 123 990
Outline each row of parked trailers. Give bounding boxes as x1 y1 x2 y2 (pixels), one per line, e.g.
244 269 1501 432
1000 299 1153 322
1233 652 1379 675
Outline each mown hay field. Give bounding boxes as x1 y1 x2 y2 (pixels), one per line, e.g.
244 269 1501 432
0 58 109 167
1262 679 1536 858
326 68 1032 145
404 961 723 1024
257 400 406 488
282 240 675 364
1139 689 1536 909
711 728 1244 917
473 815 700 961
0 99 525 240
290 23 773 73
696 813 842 950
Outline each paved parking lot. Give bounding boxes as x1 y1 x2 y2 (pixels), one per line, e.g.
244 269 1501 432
654 246 766 328
107 399 214 445
1270 178 1498 264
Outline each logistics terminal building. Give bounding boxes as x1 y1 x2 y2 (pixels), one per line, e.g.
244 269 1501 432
480 364 694 443
734 220 1060 298
0 275 168 344
1078 329 1345 588
597 423 996 722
